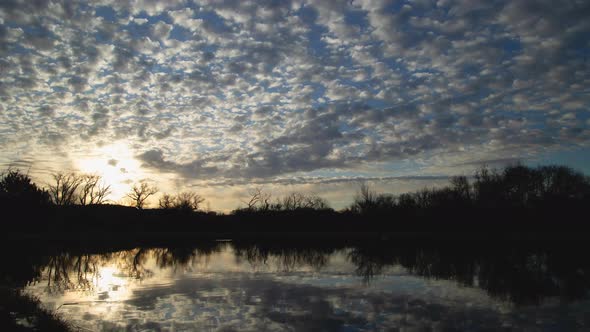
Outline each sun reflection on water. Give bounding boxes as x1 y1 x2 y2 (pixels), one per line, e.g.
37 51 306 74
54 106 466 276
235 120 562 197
22 245 572 331
94 266 131 301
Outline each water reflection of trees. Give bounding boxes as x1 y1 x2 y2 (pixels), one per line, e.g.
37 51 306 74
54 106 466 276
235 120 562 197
9 243 225 293
3 240 590 306
7 242 335 293
45 253 101 293
152 242 223 270
348 242 590 305
233 241 335 271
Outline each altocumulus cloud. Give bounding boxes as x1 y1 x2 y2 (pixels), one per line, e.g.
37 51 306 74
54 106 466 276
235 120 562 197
1 0 589 198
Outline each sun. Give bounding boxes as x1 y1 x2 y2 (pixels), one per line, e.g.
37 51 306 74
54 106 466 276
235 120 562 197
75 142 145 202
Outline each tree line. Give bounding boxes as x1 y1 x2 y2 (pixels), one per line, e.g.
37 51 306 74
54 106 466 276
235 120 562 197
347 164 590 217
0 169 208 212
1 164 589 219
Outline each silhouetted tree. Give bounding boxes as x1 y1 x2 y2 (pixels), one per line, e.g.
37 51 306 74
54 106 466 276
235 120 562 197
126 182 158 209
397 192 418 211
450 175 471 201
48 172 83 206
471 166 505 208
0 169 51 207
501 164 540 207
280 192 329 210
243 187 272 211
174 191 206 212
78 174 111 205
158 193 175 209
232 190 331 216
537 165 590 200
350 183 377 214
349 183 396 214
158 191 206 212
343 164 589 223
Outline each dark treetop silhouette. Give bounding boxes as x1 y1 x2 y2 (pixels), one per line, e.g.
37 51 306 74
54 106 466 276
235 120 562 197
1 164 590 234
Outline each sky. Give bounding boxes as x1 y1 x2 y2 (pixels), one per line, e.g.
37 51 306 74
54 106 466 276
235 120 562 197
1 0 589 211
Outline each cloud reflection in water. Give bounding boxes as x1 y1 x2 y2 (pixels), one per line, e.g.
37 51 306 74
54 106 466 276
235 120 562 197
21 243 590 331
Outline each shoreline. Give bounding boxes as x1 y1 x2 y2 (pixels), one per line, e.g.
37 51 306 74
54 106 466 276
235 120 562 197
4 230 590 244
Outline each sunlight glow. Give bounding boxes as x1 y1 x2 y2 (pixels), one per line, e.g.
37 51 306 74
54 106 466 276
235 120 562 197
75 142 145 202
95 266 127 292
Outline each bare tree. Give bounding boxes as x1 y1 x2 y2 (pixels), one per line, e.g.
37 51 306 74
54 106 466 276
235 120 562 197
78 174 111 205
282 192 304 210
158 193 175 209
450 175 471 201
49 172 84 205
282 192 330 210
351 182 377 213
243 187 272 211
305 194 330 210
158 191 206 211
174 191 205 211
126 182 158 209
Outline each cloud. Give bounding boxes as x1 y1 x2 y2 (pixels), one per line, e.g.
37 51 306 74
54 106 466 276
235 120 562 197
0 0 588 205
138 149 219 178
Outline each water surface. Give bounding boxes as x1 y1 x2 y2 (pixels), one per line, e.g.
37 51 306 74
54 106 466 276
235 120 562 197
18 241 590 331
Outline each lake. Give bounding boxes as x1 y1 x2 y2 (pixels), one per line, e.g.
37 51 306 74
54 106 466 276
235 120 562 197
10 239 590 331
